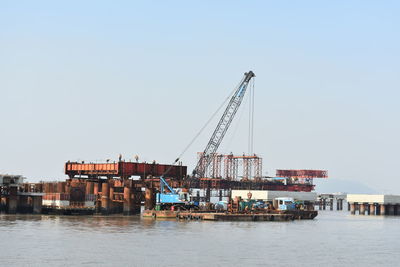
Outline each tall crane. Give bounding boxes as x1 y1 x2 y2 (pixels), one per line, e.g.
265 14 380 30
194 71 255 177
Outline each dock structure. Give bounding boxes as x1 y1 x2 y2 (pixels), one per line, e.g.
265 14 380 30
232 190 316 207
347 194 400 215
316 193 347 211
0 175 44 214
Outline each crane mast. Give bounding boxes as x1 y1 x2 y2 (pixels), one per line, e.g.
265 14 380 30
194 71 255 177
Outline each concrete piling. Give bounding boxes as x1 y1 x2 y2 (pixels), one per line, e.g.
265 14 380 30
86 181 94 195
7 186 18 214
350 203 355 215
109 186 114 212
388 205 395 215
145 188 155 210
370 204 376 216
123 187 132 215
380 204 386 216
32 196 42 214
337 199 344 211
101 182 110 214
93 182 99 195
359 203 365 215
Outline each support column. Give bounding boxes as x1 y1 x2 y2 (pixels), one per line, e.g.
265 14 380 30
348 202 350 211
388 205 395 215
380 204 386 216
7 186 18 214
101 182 110 214
359 203 365 215
322 198 326 210
123 187 132 215
18 195 29 213
330 199 333 211
109 186 114 213
350 203 355 215
93 182 99 195
318 199 322 210
85 181 94 195
145 188 155 210
206 187 211 203
32 196 42 214
369 204 376 216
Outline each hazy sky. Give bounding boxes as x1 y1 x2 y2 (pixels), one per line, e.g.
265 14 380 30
1 1 399 193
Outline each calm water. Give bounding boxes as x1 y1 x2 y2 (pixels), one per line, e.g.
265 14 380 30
0 211 399 267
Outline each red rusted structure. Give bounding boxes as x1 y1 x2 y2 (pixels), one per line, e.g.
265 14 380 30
196 178 315 192
65 161 187 179
276 170 328 179
198 152 262 180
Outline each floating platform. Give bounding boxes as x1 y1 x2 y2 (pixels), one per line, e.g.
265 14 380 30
142 210 317 221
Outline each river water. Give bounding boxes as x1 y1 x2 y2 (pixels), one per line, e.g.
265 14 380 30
0 210 399 266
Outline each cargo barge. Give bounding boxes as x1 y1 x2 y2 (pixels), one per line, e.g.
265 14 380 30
143 210 317 221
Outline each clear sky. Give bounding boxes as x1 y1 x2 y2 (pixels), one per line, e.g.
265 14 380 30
1 1 399 193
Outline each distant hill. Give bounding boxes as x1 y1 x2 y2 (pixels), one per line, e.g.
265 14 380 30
314 178 379 194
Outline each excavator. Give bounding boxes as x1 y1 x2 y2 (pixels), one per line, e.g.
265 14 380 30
155 71 255 210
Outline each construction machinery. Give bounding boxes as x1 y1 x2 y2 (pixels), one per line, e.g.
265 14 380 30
155 176 194 210
155 71 255 208
194 71 255 177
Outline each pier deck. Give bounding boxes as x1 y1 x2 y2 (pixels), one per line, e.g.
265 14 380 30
347 194 400 215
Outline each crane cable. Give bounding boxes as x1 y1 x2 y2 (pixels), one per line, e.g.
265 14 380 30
250 78 255 154
221 85 250 153
162 79 243 177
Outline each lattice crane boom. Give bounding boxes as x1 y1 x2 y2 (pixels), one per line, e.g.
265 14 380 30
194 71 255 177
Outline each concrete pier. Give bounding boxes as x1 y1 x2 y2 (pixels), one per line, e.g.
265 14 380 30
359 203 365 215
347 194 400 216
317 193 346 211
